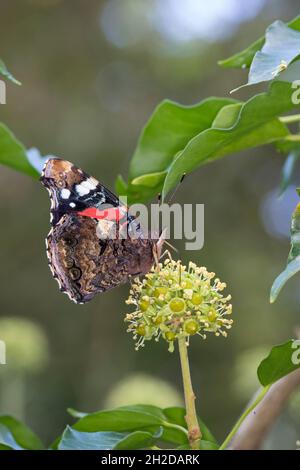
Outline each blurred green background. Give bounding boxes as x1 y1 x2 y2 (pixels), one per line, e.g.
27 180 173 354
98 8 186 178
1 0 300 449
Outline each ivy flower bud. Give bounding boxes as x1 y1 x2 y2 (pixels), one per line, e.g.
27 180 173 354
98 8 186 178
124 257 233 351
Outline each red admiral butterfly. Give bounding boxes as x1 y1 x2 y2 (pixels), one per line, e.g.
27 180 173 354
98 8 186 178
41 158 164 304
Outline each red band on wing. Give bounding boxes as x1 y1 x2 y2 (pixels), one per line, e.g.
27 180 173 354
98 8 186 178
77 207 127 222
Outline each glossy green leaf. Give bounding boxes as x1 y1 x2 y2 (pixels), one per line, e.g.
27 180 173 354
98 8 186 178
73 406 164 433
67 408 86 419
162 81 293 199
0 59 21 85
114 428 162 450
58 427 125 450
26 147 51 175
119 97 237 202
58 425 159 451
0 424 23 450
270 200 300 302
200 440 219 450
0 416 44 450
0 124 39 178
257 340 300 386
219 15 300 69
69 405 188 446
129 97 237 181
115 174 128 195
276 135 300 155
163 407 217 445
131 171 167 188
116 404 166 420
233 21 300 91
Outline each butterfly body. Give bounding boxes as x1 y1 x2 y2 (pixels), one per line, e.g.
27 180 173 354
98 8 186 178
41 158 162 304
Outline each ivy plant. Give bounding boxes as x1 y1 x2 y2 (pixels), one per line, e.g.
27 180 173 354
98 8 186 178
1 15 300 450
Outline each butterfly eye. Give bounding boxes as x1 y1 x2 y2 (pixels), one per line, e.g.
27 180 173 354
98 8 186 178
69 267 82 281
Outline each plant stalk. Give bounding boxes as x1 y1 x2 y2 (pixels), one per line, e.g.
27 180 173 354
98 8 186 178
279 114 300 124
178 336 201 449
219 385 271 450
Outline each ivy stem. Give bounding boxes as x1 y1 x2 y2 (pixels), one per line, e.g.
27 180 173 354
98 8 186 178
279 114 300 124
219 384 271 450
178 335 201 449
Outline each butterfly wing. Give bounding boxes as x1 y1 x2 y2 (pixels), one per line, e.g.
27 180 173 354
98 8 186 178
40 158 122 226
46 213 155 303
41 158 156 303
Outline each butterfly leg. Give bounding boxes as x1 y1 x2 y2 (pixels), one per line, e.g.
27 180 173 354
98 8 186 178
159 249 173 261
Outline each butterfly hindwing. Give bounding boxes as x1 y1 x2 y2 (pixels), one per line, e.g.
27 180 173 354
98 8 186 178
41 158 160 303
46 213 155 303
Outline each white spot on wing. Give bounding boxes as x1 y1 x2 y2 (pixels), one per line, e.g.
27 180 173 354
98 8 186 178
75 183 90 196
86 177 98 190
69 202 76 208
61 189 71 199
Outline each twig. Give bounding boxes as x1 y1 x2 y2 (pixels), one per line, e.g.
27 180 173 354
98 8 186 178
178 336 202 449
228 368 300 450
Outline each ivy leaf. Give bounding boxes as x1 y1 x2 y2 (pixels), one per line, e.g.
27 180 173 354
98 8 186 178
65 405 217 448
26 147 51 175
163 407 217 445
114 428 162 450
279 150 300 195
257 340 300 386
219 15 300 69
0 124 39 178
0 59 21 85
58 426 161 450
128 97 237 181
270 199 300 303
233 21 300 92
162 81 293 200
0 416 44 450
0 424 24 450
122 80 298 203
118 97 237 203
72 406 165 433
59 427 123 450
68 405 188 446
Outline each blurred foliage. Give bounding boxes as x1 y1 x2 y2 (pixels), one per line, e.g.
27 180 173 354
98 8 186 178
0 317 48 373
104 373 182 409
271 200 300 302
219 15 300 68
233 345 270 401
257 340 300 386
0 59 20 85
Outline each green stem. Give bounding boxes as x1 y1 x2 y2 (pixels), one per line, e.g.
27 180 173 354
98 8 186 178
162 420 189 437
219 385 271 450
178 336 201 450
279 114 300 124
281 134 300 142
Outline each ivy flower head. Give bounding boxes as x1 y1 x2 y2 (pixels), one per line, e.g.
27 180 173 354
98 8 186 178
125 258 233 352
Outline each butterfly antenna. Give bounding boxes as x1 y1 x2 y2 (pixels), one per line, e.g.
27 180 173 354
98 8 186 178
164 240 178 253
167 173 186 204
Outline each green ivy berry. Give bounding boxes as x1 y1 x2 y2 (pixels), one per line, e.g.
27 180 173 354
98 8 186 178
184 319 199 335
169 297 186 313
